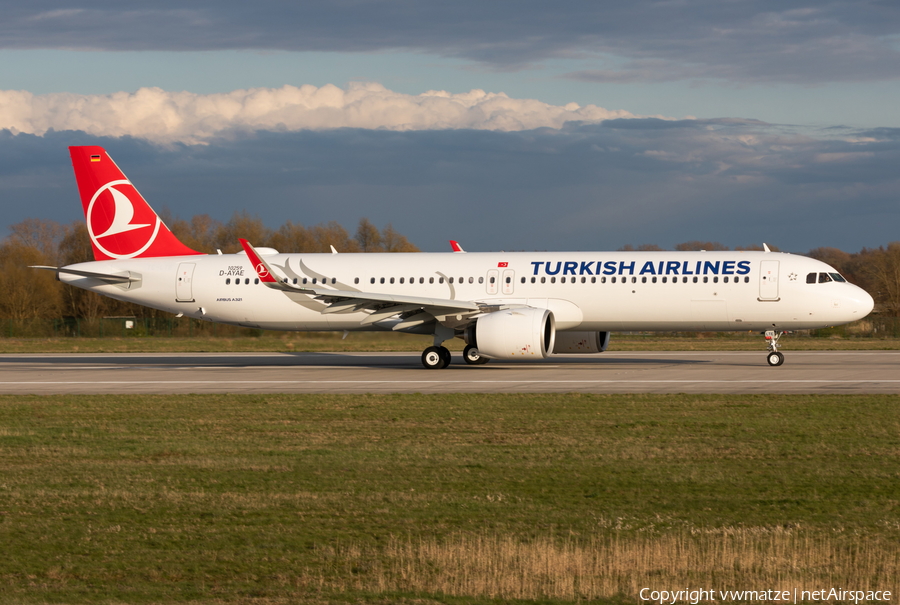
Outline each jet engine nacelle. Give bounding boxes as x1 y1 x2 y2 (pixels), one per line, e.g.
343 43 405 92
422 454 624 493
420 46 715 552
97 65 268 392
466 308 556 360
551 331 610 354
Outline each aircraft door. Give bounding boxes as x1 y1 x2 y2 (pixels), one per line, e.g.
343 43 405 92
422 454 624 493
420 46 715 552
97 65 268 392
759 260 779 300
502 269 515 295
176 262 196 302
486 270 499 295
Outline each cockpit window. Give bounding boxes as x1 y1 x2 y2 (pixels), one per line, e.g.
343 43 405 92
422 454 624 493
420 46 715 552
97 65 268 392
806 273 817 284
818 272 833 283
830 273 847 283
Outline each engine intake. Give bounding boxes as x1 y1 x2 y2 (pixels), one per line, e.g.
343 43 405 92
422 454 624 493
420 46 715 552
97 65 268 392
466 308 555 360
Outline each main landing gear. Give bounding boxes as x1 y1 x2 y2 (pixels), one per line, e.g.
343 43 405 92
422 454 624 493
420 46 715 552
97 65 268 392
463 344 489 365
421 344 491 368
765 330 786 366
422 346 452 369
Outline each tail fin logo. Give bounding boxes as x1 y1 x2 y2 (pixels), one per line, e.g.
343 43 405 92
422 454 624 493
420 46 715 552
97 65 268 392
87 180 162 259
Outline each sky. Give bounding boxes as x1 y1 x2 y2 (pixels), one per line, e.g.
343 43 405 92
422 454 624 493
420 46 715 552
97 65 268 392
1 1 899 253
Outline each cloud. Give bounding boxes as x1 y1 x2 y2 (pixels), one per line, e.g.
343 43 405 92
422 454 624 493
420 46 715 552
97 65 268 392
0 83 636 144
2 2 899 84
3 119 899 255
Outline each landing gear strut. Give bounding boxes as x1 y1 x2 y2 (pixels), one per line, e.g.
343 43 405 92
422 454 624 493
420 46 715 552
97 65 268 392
422 346 452 369
765 330 785 366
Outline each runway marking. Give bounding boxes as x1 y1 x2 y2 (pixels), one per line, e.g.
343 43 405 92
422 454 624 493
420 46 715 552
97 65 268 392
3 379 900 386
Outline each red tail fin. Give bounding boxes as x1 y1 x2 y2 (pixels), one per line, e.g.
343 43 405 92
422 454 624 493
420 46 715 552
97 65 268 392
69 146 203 260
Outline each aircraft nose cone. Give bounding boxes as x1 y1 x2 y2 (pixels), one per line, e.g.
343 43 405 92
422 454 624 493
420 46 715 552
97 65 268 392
860 289 875 317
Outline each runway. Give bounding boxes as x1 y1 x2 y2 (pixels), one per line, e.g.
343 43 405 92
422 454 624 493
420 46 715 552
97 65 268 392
1 350 899 394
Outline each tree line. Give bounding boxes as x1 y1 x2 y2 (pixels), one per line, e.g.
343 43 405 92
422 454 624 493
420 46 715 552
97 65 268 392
0 213 418 321
1 220 899 320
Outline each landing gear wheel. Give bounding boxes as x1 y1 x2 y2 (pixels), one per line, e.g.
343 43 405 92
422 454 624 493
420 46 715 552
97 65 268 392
422 346 449 369
463 345 489 365
438 346 452 367
764 329 787 367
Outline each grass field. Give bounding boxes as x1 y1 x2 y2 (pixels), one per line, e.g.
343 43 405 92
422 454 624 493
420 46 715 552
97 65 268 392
1 393 898 603
1 330 900 354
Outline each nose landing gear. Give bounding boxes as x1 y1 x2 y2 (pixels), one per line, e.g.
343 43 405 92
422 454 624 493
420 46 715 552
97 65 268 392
765 330 786 366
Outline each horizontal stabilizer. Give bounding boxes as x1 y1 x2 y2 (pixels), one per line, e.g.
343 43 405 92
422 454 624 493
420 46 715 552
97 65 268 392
31 265 140 285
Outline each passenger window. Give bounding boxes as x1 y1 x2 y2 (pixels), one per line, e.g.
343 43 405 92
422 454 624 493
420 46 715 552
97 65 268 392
692 276 698 283
591 277 596 283
332 278 336 284
703 276 708 283
479 277 485 284
550 277 556 283
420 277 425 284
490 277 495 284
254 278 259 285
370 277 375 284
390 277 395 284
662 277 667 283
682 276 688 283
469 277 474 284
561 277 566 284
459 277 464 284
541 277 546 283
312 278 317 285
429 277 434 284
439 277 444 284
521 277 526 284
600 277 606 283
293 278 298 284
448 277 454 284
723 276 729 283
652 276 657 283
611 276 617 283
830 273 846 283
632 277 637 284
713 276 718 283
226 278 231 285
818 272 832 283
245 278 250 284
302 278 308 285
744 276 750 283
531 277 536 283
505 277 511 284
400 277 405 284
641 277 647 283
380 277 385 284
581 277 586 283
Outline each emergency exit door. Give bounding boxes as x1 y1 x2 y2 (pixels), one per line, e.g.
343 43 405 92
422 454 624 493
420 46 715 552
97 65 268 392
758 260 779 300
176 263 196 302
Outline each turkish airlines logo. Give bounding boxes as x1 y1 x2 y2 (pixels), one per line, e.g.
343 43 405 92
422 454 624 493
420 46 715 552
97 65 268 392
87 180 161 259
256 263 269 278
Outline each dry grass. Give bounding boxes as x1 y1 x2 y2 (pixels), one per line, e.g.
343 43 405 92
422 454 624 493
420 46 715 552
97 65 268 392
320 529 900 601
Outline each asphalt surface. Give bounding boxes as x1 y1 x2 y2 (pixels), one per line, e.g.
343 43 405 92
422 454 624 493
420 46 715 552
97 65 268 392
0 350 898 394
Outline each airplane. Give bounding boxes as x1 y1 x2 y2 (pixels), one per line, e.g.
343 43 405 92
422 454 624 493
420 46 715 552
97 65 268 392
32 146 875 369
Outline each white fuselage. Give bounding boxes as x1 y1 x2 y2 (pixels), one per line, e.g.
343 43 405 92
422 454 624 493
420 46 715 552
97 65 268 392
60 250 874 334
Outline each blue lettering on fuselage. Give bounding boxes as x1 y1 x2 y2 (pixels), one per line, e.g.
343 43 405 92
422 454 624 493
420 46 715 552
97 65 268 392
528 258 755 277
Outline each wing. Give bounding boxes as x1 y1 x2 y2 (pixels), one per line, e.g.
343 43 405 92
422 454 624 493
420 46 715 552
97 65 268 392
239 239 483 330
